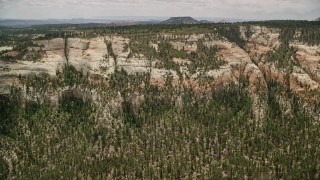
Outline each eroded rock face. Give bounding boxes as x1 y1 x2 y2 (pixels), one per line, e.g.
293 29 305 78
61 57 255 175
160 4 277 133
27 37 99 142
247 26 320 102
290 72 320 100
68 37 110 75
246 26 281 64
0 32 267 97
293 42 320 84
0 52 65 95
0 26 319 121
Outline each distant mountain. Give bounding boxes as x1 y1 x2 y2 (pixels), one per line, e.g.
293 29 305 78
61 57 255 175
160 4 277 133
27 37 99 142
199 20 211 23
0 18 161 28
161 17 200 24
316 17 320 21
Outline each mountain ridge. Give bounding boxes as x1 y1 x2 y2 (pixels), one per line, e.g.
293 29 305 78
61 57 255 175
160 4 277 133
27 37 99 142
161 16 200 24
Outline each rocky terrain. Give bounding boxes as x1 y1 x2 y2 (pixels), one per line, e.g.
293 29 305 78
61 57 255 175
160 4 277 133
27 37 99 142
1 25 319 118
0 23 319 179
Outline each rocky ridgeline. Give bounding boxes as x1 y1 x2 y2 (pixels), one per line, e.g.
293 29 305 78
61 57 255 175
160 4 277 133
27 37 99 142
0 25 319 121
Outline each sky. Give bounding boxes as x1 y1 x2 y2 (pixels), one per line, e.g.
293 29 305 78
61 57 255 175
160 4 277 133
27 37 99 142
0 0 319 20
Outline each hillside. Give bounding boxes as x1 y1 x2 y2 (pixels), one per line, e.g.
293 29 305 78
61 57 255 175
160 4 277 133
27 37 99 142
316 17 320 21
0 22 320 179
161 16 200 24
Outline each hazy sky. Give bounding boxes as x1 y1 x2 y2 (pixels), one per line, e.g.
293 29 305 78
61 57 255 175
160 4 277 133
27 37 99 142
0 0 319 20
